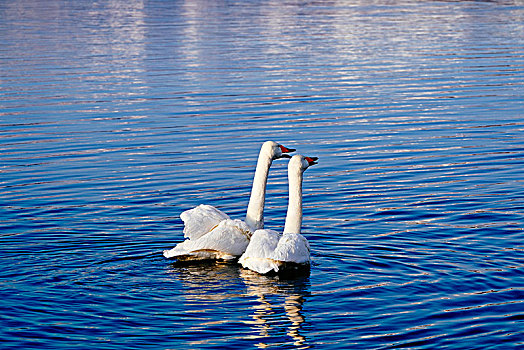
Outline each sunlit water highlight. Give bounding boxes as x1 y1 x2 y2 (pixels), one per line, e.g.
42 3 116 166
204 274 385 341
1 0 523 348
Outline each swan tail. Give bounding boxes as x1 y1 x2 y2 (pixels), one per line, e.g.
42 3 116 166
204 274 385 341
164 248 236 261
239 256 281 274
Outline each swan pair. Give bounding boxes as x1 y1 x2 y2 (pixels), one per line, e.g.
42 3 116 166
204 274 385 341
163 141 317 274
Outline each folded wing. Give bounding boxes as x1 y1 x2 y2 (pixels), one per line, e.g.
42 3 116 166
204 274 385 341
271 232 311 264
180 204 230 240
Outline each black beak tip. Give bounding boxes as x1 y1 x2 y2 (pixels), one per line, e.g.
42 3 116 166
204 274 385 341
305 156 319 166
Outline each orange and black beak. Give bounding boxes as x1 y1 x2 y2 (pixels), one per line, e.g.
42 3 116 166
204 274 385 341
305 156 318 166
279 144 296 158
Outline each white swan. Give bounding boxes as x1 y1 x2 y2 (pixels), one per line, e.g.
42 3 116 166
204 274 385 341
163 141 295 260
239 154 317 274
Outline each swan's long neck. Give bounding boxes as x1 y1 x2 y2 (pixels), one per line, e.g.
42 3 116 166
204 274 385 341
283 166 303 234
245 151 272 230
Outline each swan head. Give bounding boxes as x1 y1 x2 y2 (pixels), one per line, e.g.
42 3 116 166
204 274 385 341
289 154 318 173
262 141 296 160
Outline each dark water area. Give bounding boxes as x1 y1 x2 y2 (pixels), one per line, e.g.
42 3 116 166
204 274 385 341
1 0 523 348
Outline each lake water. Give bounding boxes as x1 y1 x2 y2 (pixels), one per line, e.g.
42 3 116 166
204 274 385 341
1 0 523 348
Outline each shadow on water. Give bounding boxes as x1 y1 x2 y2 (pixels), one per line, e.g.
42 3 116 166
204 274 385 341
166 259 312 348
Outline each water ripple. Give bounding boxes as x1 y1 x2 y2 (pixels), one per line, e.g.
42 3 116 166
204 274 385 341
1 0 524 349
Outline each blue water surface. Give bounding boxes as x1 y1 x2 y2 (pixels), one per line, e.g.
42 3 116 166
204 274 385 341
1 0 523 349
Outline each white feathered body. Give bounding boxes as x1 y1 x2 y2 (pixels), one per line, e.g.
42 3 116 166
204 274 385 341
238 229 310 274
163 205 252 260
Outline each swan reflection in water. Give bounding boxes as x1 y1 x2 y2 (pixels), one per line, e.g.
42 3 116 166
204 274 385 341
240 268 311 349
166 260 244 302
166 261 311 348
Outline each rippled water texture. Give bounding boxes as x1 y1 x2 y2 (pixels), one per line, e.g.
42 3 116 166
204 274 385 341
1 0 524 348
